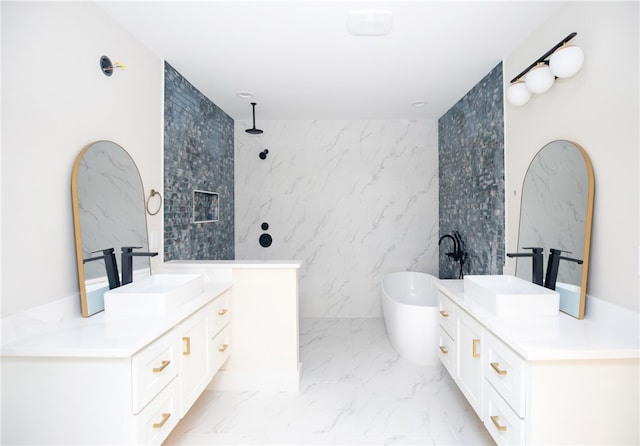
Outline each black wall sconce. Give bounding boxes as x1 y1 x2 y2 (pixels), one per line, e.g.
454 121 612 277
259 149 269 160
100 55 126 77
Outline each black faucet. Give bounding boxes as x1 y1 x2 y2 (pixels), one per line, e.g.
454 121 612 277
439 231 467 279
438 234 459 259
83 248 121 289
121 246 158 286
544 248 583 290
507 247 544 286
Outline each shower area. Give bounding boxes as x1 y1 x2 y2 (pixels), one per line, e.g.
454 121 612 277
164 62 505 319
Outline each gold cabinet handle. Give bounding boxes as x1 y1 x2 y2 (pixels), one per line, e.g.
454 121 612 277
182 337 191 356
152 413 171 429
439 345 448 355
152 360 170 373
491 362 507 376
490 415 507 432
472 339 480 358
218 343 229 353
439 310 449 318
218 308 229 316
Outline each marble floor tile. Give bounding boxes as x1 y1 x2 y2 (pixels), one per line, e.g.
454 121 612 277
165 318 494 445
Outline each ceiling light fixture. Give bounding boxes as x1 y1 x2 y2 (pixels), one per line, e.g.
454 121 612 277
245 102 263 135
346 10 393 36
411 100 426 107
236 91 254 99
506 32 584 107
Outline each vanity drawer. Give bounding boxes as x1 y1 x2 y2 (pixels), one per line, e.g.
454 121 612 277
483 380 525 446
208 289 231 338
135 377 180 445
438 292 456 338
210 323 231 374
438 326 456 376
131 329 179 414
484 330 526 417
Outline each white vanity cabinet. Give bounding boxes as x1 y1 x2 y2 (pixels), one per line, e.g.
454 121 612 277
1 281 232 445
207 289 232 374
177 306 210 417
455 307 484 417
482 330 526 445
437 292 456 375
436 280 639 445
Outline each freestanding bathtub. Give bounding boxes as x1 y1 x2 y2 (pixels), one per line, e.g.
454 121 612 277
381 272 439 366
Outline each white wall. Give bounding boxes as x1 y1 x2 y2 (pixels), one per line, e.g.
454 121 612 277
504 2 639 311
1 2 163 317
235 120 439 317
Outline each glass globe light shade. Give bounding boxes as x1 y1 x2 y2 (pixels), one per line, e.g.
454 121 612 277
525 63 555 94
506 81 531 106
549 45 584 78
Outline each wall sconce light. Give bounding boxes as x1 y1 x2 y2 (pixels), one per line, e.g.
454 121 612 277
506 32 584 106
100 55 126 76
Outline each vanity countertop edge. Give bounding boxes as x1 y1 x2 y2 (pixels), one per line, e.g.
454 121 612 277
1 280 232 359
165 259 303 269
436 279 639 361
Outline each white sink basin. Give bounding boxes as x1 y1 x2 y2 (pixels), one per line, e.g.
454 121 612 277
104 274 204 315
463 275 559 317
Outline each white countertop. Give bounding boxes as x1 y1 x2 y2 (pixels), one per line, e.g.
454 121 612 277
436 279 640 361
1 281 232 359
166 260 302 269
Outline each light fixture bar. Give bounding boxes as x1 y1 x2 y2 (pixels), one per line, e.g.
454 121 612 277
510 32 577 84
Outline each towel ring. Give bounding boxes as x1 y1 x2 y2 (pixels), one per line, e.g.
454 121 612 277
146 189 162 216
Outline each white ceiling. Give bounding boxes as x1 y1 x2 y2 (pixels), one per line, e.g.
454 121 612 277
97 1 565 121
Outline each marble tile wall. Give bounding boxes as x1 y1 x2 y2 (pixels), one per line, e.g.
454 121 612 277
438 63 505 278
235 120 439 318
164 63 235 261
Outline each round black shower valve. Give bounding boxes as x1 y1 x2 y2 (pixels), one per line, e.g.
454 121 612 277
259 221 272 247
259 149 269 160
259 233 272 248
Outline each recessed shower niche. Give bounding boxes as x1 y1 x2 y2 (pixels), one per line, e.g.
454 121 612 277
193 190 219 223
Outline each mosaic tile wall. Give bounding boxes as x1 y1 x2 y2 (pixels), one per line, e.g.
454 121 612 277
438 63 505 278
164 63 234 261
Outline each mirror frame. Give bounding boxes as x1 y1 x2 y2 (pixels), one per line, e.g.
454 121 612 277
71 140 150 317
516 140 594 319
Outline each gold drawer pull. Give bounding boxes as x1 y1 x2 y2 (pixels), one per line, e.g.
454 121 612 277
472 339 480 358
439 310 449 318
439 346 448 355
490 415 507 432
182 337 191 356
152 413 171 429
491 362 507 376
152 360 170 373
218 308 229 316
218 343 229 353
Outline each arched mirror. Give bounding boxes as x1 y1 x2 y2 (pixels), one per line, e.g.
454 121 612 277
514 140 594 319
72 141 151 317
